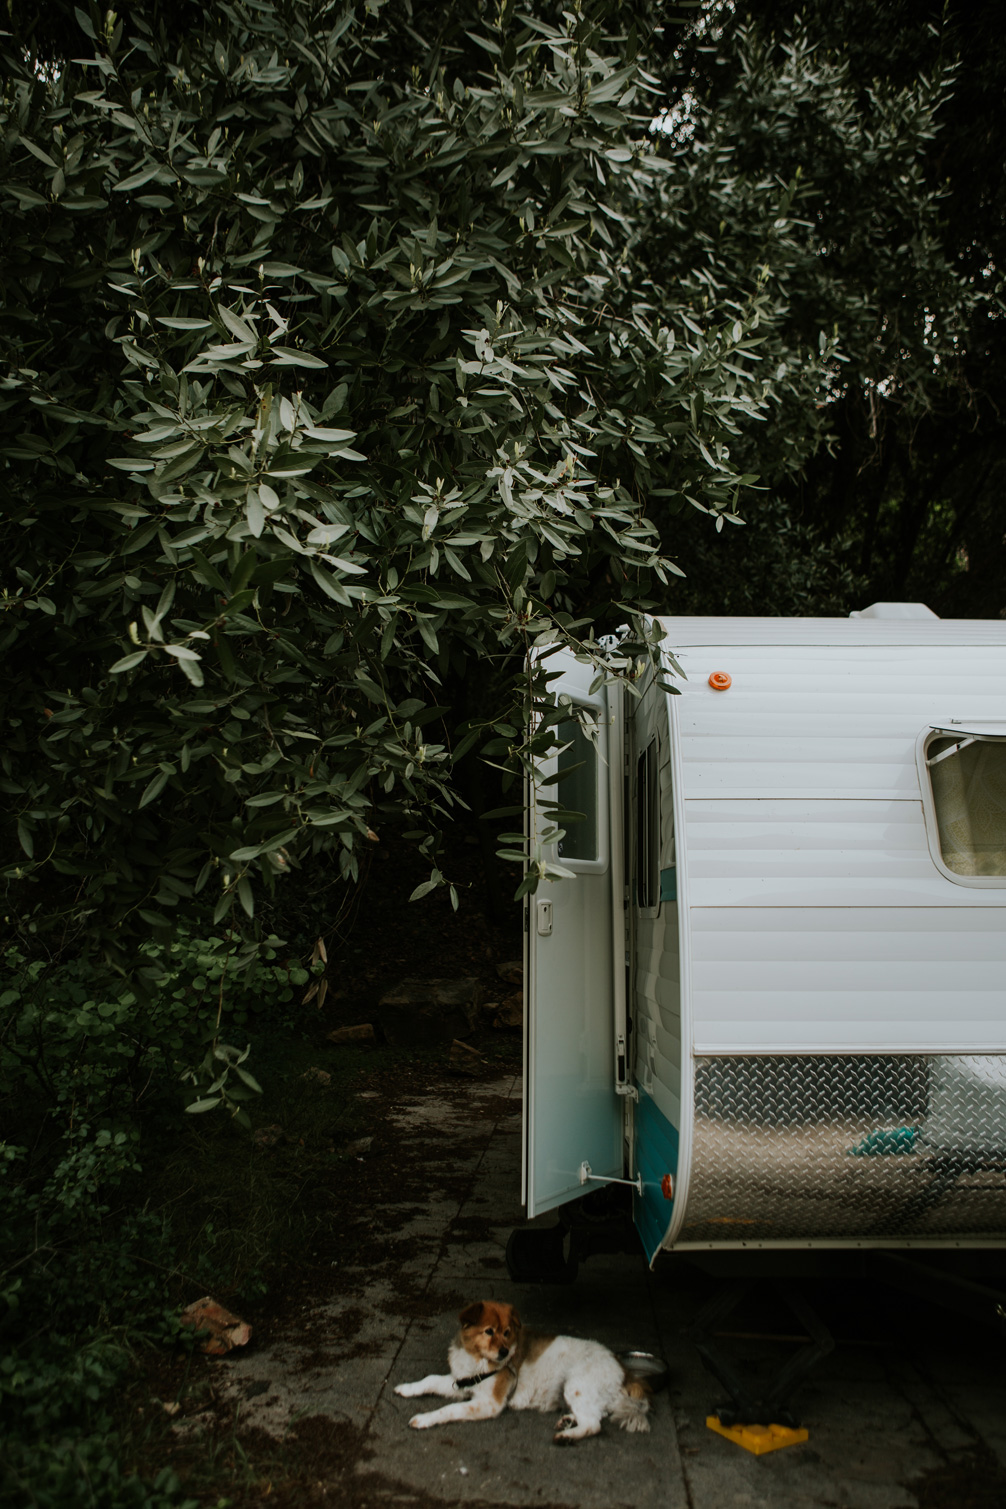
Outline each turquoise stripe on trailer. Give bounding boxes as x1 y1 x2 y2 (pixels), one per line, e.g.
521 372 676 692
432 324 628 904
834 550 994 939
633 1088 679 1265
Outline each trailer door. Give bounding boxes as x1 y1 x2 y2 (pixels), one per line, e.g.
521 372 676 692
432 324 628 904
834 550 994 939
524 652 622 1217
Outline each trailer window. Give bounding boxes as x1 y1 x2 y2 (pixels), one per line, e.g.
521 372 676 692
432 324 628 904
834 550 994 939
636 741 659 908
927 735 1006 877
555 714 598 862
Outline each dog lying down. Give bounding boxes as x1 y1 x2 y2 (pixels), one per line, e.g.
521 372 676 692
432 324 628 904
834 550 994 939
395 1300 650 1443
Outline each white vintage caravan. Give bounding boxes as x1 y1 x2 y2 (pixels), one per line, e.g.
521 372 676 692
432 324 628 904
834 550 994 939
523 608 1006 1264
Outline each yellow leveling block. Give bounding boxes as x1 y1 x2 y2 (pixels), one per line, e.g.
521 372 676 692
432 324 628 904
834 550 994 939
706 1417 809 1455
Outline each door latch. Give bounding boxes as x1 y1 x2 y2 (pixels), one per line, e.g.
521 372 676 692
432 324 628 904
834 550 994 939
579 1160 643 1195
536 900 553 937
614 1033 638 1099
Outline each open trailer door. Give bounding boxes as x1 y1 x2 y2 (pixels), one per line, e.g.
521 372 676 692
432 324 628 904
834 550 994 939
523 651 623 1218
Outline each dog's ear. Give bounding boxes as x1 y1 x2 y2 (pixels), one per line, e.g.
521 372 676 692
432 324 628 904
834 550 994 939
458 1302 485 1328
509 1309 522 1331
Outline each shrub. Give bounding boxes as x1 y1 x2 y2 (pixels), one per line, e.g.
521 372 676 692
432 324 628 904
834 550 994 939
0 928 318 1508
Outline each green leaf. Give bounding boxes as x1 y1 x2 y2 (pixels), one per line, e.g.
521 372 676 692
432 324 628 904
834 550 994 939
113 163 164 193
189 547 228 593
221 588 255 616
309 559 351 605
213 892 234 925
231 553 258 594
138 769 170 808
110 650 148 673
229 845 263 861
176 656 205 687
218 306 256 343
20 138 58 169
247 492 265 538
304 426 356 443
270 348 328 369
122 518 161 556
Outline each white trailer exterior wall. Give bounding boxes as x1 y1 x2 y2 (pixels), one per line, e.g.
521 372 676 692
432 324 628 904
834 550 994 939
639 616 1006 1256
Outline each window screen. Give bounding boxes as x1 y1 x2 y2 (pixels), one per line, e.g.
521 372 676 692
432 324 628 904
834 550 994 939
555 715 598 862
636 741 659 908
929 736 1006 877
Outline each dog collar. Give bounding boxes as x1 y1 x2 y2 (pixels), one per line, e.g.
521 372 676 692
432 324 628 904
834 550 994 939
453 1362 512 1391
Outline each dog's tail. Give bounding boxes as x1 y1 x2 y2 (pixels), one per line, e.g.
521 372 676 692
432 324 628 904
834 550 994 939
613 1374 651 1433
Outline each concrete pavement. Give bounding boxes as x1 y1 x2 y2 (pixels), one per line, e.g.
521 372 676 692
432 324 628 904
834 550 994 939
219 1075 1006 1507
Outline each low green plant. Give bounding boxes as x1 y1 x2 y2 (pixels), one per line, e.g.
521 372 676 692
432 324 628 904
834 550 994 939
2 928 316 1127
0 927 319 1509
0 1187 195 1508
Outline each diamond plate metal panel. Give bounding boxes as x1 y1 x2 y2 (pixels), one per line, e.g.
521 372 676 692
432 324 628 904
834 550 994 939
679 1055 1006 1244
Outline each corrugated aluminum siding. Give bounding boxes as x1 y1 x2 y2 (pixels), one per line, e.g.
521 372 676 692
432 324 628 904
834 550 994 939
658 626 1006 1055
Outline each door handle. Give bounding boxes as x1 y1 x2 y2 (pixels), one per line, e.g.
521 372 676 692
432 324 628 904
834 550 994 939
536 900 553 936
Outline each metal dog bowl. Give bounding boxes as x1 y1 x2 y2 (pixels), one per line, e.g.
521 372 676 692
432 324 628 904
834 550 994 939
617 1350 670 1393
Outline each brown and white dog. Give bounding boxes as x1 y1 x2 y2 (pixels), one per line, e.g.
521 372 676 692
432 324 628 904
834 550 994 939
394 1300 650 1443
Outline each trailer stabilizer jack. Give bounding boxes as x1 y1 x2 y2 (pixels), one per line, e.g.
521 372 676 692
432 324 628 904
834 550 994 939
687 1281 834 1431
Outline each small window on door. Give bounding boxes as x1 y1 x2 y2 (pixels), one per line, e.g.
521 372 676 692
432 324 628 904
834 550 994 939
636 740 659 909
555 714 599 862
926 731 1006 880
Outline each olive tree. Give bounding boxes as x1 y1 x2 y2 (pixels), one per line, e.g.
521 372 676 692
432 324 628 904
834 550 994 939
1 0 805 952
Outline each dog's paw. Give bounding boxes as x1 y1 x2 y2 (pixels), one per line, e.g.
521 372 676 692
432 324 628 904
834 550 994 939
409 1413 433 1430
622 1413 651 1433
395 1382 419 1398
553 1418 600 1444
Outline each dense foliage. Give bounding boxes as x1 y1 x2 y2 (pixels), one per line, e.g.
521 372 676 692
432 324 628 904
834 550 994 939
2 0 973 954
678 0 1006 615
0 0 739 954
